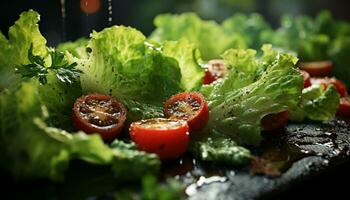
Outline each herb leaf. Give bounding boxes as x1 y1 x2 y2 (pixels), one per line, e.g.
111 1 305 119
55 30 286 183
15 45 82 85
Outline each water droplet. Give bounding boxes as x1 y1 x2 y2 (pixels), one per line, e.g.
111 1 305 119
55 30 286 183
108 0 113 25
60 0 66 40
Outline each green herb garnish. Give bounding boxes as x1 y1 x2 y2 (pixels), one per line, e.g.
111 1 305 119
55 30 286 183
15 45 82 85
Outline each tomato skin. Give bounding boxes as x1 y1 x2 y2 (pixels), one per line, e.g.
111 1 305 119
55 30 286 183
203 69 216 85
299 60 333 77
337 97 350 117
72 94 127 141
80 0 101 14
311 77 348 97
261 111 289 131
203 59 227 84
300 70 312 88
130 118 189 159
164 92 209 132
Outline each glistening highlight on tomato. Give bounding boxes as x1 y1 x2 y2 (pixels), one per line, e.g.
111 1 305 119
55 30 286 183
261 111 289 131
72 93 127 141
164 92 209 132
299 60 333 77
203 59 228 84
130 118 189 159
337 97 350 117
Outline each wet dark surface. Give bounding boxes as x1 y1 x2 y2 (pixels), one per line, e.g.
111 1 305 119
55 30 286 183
166 117 350 200
3 117 350 200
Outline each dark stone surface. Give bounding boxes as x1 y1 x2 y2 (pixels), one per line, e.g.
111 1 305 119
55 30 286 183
183 117 350 200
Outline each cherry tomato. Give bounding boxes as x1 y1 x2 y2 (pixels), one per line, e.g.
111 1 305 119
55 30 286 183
129 118 189 159
299 60 333 77
300 70 312 88
311 77 348 97
72 93 127 141
261 111 289 131
164 92 209 132
337 97 350 117
80 0 101 14
203 59 228 84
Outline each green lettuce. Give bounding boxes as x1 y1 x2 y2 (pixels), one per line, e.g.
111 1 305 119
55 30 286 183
162 39 204 91
330 36 350 87
222 13 272 49
191 136 251 166
57 38 89 59
263 15 330 62
150 12 246 60
78 26 182 105
0 79 160 181
201 45 303 146
0 11 160 181
0 10 47 89
290 85 340 122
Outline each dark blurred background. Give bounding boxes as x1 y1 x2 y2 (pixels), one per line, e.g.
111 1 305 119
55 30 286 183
1 0 350 46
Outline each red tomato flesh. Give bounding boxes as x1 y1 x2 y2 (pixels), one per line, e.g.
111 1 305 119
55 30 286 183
130 118 189 159
203 59 228 84
311 77 348 97
261 111 289 131
164 92 209 132
72 93 127 141
299 60 333 77
337 97 350 117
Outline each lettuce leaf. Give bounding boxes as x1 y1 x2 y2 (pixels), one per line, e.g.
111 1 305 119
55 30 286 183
0 10 47 89
330 36 350 87
191 136 251 166
201 45 303 146
290 85 340 122
78 26 182 106
57 38 89 59
222 13 272 49
0 81 160 181
162 39 204 91
150 13 246 60
263 15 330 62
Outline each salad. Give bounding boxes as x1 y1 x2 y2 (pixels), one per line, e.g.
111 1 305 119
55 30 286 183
0 9 349 196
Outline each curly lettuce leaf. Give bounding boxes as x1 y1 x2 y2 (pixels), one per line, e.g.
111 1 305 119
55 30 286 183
202 45 303 146
0 80 160 181
269 15 330 62
222 13 272 49
78 26 182 106
330 36 350 87
150 12 246 60
0 10 47 89
56 38 89 59
290 85 340 122
191 136 251 166
162 39 204 91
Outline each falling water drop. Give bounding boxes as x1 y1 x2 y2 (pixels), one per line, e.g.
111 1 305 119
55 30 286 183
108 0 113 25
60 0 66 41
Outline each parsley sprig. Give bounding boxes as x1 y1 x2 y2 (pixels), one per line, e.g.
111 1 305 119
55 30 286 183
15 45 82 85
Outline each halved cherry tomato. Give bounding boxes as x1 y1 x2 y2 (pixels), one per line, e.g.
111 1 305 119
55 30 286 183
203 59 228 84
299 60 333 77
164 92 209 132
300 70 312 88
72 93 127 141
337 97 350 117
311 77 348 97
261 111 289 131
129 118 189 159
